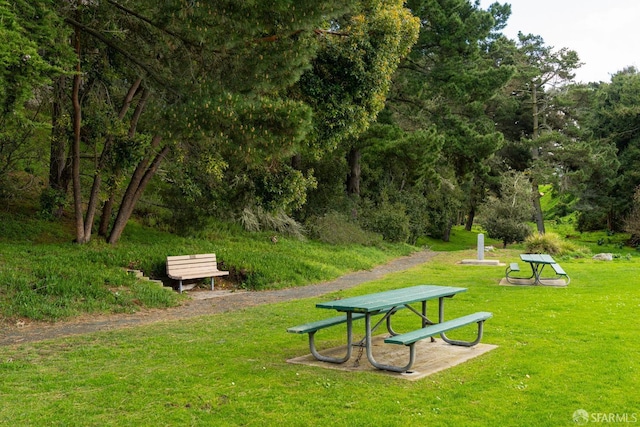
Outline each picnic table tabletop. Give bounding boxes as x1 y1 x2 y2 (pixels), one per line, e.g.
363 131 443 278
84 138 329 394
520 253 556 264
316 285 467 313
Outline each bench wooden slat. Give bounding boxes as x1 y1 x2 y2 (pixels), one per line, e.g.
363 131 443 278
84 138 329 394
169 271 230 280
509 263 520 272
168 259 218 267
166 253 229 293
167 266 229 277
384 311 493 346
167 253 217 261
167 265 227 273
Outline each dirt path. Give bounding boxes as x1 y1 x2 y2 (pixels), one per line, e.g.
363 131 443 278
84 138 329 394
0 250 438 347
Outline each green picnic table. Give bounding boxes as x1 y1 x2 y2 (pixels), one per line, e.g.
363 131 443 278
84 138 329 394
288 285 492 373
505 254 570 285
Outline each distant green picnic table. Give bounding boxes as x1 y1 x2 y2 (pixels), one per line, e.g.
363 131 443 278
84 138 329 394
505 254 570 285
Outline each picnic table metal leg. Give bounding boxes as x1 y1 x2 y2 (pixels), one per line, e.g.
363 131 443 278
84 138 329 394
436 296 485 346
506 262 536 284
530 263 547 285
422 301 427 327
403 302 436 326
402 303 436 343
385 309 400 336
365 314 415 373
307 312 354 364
368 307 400 336
440 320 486 347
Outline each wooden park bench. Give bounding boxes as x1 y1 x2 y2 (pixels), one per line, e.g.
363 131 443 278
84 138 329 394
166 253 229 293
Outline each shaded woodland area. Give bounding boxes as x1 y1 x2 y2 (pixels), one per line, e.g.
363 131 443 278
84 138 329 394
3 0 640 246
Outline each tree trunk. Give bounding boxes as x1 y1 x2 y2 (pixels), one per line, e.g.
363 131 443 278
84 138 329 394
346 147 361 197
530 83 545 234
49 76 70 217
465 205 475 231
71 24 88 244
84 79 144 240
532 84 539 140
442 222 452 242
291 153 302 170
97 82 144 237
98 190 115 237
531 179 545 234
107 137 169 244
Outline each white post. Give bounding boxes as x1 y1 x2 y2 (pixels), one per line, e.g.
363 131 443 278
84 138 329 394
477 233 485 261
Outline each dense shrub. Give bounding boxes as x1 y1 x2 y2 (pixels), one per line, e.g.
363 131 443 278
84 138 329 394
240 206 305 239
524 232 588 257
482 217 532 248
360 200 410 243
624 185 640 246
305 212 382 246
577 210 609 232
478 172 534 248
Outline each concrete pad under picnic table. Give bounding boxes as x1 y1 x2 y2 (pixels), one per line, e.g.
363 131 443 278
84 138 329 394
287 335 497 381
459 259 504 266
498 277 567 287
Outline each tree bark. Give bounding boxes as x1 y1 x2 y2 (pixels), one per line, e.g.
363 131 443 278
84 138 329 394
531 179 545 234
71 24 87 244
98 82 145 236
346 147 361 197
107 136 169 244
85 79 143 239
49 76 71 217
465 205 476 231
291 153 302 170
530 83 546 234
442 223 452 242
98 187 115 237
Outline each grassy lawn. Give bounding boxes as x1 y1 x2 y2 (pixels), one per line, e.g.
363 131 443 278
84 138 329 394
1 248 638 426
0 215 413 321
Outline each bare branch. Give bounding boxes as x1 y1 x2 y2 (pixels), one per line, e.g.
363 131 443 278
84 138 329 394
106 0 206 50
64 17 169 89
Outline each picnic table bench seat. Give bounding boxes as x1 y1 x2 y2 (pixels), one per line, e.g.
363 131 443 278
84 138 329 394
287 313 367 335
383 311 492 372
550 262 570 284
505 262 529 283
287 307 403 364
166 253 229 293
384 311 492 346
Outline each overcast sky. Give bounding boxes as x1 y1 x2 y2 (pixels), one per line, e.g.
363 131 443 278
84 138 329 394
478 0 640 83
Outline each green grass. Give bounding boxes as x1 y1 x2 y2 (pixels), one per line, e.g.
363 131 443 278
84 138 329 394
546 220 635 255
1 248 638 426
418 226 502 252
0 212 413 322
